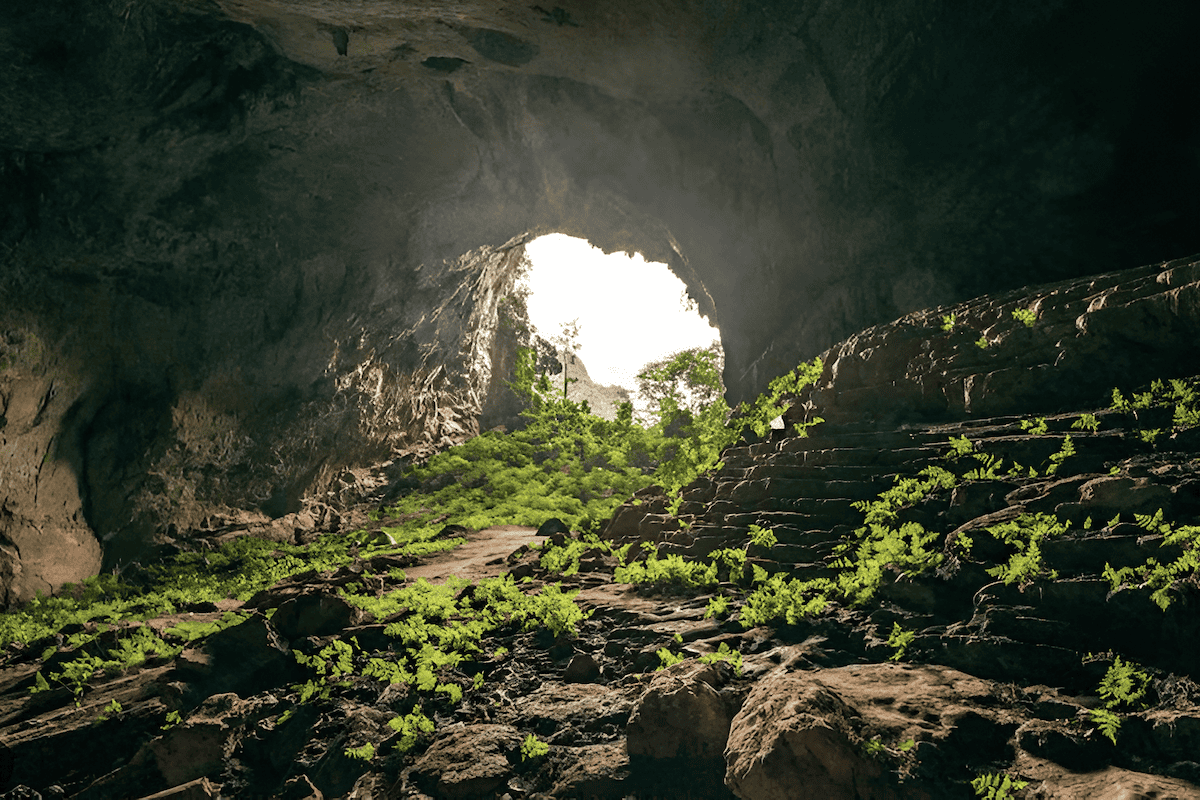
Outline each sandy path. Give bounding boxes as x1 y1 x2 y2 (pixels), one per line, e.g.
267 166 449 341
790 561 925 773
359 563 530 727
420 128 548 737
402 525 546 584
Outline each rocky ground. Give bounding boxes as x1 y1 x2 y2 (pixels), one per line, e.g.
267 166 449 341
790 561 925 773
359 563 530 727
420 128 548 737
3 259 1200 799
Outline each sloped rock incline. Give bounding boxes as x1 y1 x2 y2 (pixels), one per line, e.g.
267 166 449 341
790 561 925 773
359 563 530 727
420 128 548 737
793 254 1200 427
592 259 1200 797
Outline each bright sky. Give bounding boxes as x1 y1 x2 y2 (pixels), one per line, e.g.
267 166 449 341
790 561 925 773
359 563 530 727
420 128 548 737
523 234 720 389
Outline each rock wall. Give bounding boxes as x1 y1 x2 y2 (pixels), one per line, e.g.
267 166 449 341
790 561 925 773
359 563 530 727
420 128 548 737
2 0 1199 597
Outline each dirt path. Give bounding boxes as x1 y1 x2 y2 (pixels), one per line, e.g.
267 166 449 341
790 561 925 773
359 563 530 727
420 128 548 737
402 525 546 584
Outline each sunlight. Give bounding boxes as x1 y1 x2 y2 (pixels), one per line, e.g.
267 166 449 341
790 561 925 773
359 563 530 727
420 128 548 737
522 234 720 394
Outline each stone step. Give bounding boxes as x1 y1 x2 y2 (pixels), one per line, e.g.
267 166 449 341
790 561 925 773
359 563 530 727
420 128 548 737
1039 532 1182 578
783 446 942 468
738 462 899 482
720 496 862 517
713 477 884 502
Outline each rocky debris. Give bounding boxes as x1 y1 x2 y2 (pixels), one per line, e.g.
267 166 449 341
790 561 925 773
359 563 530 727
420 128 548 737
6 273 1200 798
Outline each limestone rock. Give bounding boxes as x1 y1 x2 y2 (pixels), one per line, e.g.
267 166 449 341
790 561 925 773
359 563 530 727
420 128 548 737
149 694 245 787
1029 765 1200 800
268 592 363 640
407 724 522 799
627 661 734 761
549 742 631 799
724 664 1020 800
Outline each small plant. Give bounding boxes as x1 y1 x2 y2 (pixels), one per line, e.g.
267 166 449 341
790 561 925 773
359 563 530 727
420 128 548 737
1044 435 1075 476
1097 656 1151 710
1011 307 1037 327
1089 708 1122 745
703 595 729 619
1140 428 1162 444
1020 417 1048 435
521 733 549 761
389 706 435 753
1072 413 1100 432
344 742 375 761
941 313 957 332
886 622 916 662
747 524 777 549
656 647 686 670
698 642 743 675
161 710 183 730
95 698 122 723
971 772 1029 799
975 336 989 350
984 513 1067 587
946 435 974 458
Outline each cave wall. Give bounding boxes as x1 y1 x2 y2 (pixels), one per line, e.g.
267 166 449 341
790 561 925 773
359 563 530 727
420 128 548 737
1 0 1198 601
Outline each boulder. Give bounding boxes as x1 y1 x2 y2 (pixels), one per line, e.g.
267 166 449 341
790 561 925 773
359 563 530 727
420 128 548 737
724 663 1021 800
1031 765 1200 799
407 724 523 799
627 661 734 761
269 592 362 640
149 694 245 787
549 742 631 799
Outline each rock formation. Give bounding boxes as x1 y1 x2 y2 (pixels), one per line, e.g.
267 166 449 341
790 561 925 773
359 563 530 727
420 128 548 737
2 0 1200 595
3 256 1200 799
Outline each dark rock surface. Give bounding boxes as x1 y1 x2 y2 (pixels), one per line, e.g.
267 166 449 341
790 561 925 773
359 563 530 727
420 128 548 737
3 0 1200 596
4 266 1200 797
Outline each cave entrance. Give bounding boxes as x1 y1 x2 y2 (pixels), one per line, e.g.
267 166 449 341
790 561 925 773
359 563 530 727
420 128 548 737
521 234 722 425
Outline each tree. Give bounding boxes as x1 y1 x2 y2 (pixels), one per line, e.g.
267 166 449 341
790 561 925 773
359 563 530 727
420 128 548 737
549 318 582 400
634 342 724 428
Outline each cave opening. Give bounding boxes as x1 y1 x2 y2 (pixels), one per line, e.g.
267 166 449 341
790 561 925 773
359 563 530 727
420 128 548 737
520 233 722 424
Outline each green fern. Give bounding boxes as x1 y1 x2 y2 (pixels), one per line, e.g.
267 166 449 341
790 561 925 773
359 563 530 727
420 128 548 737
887 622 916 662
972 772 1029 799
1011 308 1037 327
1020 417 1048 435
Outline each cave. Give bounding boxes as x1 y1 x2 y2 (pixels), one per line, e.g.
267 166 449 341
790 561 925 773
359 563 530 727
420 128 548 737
2 2 1200 793
3 0 1196 601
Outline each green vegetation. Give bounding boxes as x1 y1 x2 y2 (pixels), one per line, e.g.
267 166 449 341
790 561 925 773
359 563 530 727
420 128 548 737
982 513 1067 587
95 698 123 724
1111 378 1200 438
698 641 743 675
1019 417 1047 435
887 622 916 662
161 710 183 730
971 772 1028 799
1071 413 1100 432
521 733 549 761
1011 308 1037 327
975 336 990 349
1083 655 1152 744
344 742 375 762
1103 508 1200 610
389 706 436 753
732 357 825 440
941 313 957 332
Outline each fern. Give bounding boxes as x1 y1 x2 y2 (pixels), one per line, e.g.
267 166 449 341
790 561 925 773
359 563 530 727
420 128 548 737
1089 708 1122 744
1011 308 1037 327
972 772 1029 799
887 622 916 662
984 513 1068 587
1020 417 1048 435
